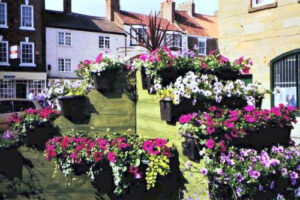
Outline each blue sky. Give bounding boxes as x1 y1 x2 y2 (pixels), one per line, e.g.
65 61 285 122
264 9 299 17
45 0 218 16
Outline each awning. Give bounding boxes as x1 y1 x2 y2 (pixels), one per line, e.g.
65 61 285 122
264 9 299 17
0 72 47 80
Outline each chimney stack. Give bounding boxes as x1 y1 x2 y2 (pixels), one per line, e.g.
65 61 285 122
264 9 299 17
106 0 120 21
63 0 72 13
160 0 175 23
177 0 195 16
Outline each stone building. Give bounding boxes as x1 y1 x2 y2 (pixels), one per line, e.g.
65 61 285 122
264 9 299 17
218 0 300 141
0 0 47 99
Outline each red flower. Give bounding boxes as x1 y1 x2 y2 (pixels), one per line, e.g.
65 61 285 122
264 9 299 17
206 126 215 135
93 152 103 162
224 120 234 129
95 53 103 64
107 152 116 163
25 108 36 114
201 62 207 69
61 136 70 150
218 140 227 152
155 138 167 148
243 66 250 74
208 106 217 112
205 139 215 149
143 140 154 152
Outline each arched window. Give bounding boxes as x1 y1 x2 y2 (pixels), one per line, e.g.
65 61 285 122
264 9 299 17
271 49 300 107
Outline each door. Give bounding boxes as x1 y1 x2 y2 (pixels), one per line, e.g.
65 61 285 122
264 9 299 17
16 84 27 99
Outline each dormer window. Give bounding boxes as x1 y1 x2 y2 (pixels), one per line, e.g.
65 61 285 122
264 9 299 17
252 0 275 7
0 2 8 28
20 4 34 30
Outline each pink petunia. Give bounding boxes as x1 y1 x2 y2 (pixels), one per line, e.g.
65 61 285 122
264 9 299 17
205 139 215 149
95 53 103 64
107 152 116 163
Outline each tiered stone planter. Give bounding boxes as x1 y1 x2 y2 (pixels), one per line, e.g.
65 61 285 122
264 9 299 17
58 95 86 123
93 70 118 92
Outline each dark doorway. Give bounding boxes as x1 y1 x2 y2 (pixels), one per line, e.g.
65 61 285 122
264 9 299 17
16 84 27 99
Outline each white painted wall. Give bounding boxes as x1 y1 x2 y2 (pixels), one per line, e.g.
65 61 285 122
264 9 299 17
46 27 126 78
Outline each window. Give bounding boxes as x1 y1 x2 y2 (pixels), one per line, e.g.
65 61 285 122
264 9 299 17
272 51 300 108
0 2 7 28
99 36 110 49
198 39 207 56
58 32 71 46
20 42 35 66
164 33 182 49
252 0 275 7
0 41 9 65
28 80 45 95
130 28 147 46
58 58 71 72
0 79 15 99
20 4 34 30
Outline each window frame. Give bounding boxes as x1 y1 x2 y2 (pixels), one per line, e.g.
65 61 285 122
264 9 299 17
0 40 9 66
198 38 207 56
130 26 147 46
164 32 182 49
58 31 72 46
251 0 276 8
0 2 8 28
271 49 300 109
58 58 72 72
20 4 34 31
99 35 110 49
20 41 35 67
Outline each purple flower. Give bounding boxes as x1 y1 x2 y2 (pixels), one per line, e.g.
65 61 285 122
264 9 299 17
236 187 242 197
217 168 223 175
249 170 260 179
270 181 275 190
227 159 235 166
290 172 298 179
2 131 16 140
200 168 208 175
235 173 244 183
297 165 300 171
258 185 264 191
281 168 288 176
270 159 280 166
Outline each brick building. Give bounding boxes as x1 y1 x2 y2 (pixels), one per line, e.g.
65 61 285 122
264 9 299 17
0 0 46 99
218 0 300 141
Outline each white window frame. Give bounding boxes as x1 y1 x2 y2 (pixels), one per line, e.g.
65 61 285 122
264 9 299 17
198 38 207 56
58 31 72 46
58 58 72 72
0 79 15 99
0 40 9 66
20 4 34 31
20 41 35 67
0 2 8 28
252 0 275 7
130 25 147 46
99 36 110 49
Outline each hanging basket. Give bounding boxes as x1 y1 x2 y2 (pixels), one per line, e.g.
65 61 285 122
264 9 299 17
215 71 240 81
179 132 201 162
157 68 179 86
93 70 118 92
232 126 292 150
26 121 58 150
58 95 86 123
160 98 176 122
0 148 23 179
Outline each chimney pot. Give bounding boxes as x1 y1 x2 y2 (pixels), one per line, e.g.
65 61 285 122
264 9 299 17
64 0 72 13
106 0 120 21
177 0 195 16
160 0 175 23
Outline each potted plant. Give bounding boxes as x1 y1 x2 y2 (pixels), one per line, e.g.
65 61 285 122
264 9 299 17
89 53 126 92
10 107 59 150
0 130 23 179
47 79 92 123
202 145 300 200
45 132 177 197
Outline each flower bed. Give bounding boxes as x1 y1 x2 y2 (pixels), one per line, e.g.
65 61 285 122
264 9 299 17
178 105 297 160
10 107 59 150
0 130 23 179
202 145 300 199
45 132 177 196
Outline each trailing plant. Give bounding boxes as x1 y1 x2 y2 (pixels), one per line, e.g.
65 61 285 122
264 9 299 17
0 130 23 150
178 105 297 153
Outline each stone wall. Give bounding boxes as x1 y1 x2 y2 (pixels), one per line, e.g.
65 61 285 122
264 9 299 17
218 0 300 141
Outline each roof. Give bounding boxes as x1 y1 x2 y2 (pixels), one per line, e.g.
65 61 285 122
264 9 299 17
117 10 181 32
175 11 218 38
44 11 125 35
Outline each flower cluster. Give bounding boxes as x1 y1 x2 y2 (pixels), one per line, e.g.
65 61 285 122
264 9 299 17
10 106 59 133
45 132 174 195
47 79 93 99
158 71 268 106
0 130 22 150
203 145 300 199
75 59 94 84
89 53 127 75
179 105 297 153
